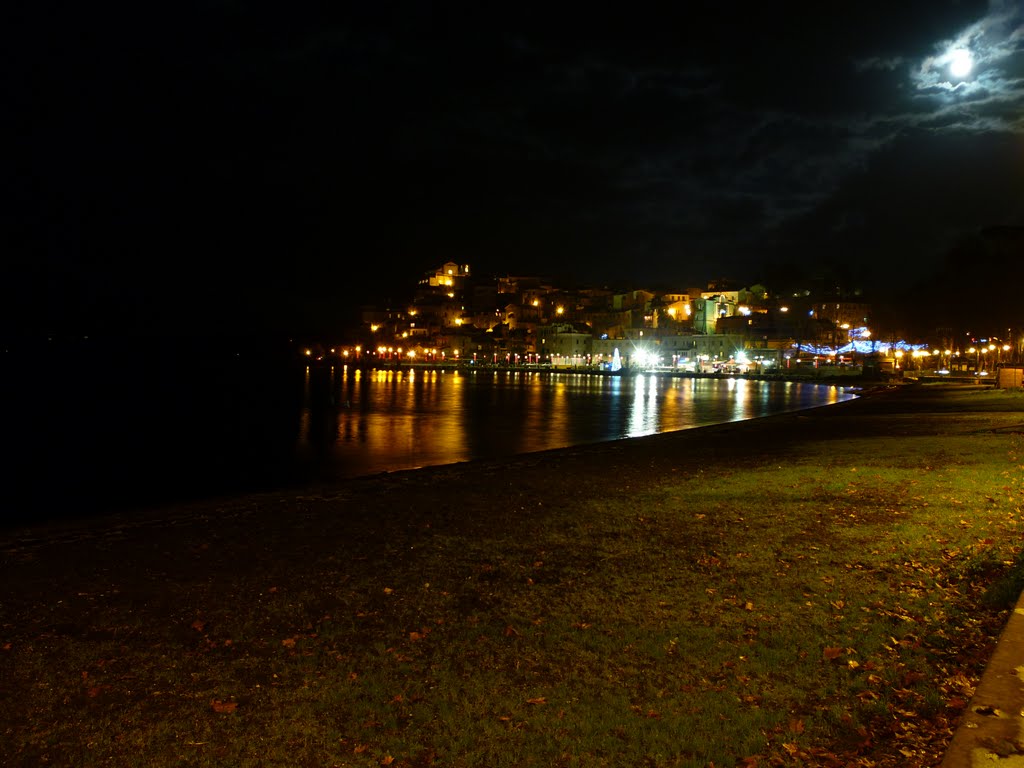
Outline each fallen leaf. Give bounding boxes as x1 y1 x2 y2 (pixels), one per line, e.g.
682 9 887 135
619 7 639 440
526 697 547 705
381 756 394 766
823 646 844 660
281 637 296 648
901 671 926 686
191 620 206 633
211 699 238 713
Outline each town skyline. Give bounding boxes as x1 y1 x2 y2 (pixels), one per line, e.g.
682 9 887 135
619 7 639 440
307 246 1021 376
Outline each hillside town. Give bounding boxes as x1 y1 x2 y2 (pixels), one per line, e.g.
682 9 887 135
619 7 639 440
314 262 1020 381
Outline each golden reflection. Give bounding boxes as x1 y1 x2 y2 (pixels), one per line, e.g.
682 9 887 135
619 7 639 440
296 368 854 480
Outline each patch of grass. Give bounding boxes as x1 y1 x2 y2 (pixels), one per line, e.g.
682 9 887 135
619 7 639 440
1 389 1022 766
981 547 1024 610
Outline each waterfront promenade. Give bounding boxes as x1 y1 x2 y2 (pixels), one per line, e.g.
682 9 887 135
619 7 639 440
2 382 1021 766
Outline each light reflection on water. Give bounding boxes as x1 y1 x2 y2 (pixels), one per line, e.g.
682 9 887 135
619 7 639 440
295 366 853 481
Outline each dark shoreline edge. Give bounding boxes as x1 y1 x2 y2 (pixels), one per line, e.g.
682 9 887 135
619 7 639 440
0 380 893 549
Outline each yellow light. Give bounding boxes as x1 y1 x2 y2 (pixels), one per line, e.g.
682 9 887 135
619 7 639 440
304 349 311 356
455 318 462 326
1003 344 1011 351
371 324 380 332
780 306 789 313
556 306 564 315
447 292 454 298
532 299 539 307
988 344 996 351
407 350 415 358
668 308 676 317
968 347 976 354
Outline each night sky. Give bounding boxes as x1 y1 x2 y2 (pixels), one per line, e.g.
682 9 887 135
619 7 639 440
6 2 1023 339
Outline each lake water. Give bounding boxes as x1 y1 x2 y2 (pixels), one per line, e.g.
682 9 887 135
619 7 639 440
2 353 854 526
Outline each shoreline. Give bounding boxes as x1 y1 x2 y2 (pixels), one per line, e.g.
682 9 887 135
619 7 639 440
0 372 863 535
0 379 922 548
1 378 886 543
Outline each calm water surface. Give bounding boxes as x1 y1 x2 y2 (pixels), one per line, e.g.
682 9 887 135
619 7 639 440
4 359 854 525
295 366 853 477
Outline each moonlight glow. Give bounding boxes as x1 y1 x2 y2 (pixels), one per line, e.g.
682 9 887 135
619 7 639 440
949 49 972 78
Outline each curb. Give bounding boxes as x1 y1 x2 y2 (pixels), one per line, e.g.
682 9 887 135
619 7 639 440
942 589 1024 766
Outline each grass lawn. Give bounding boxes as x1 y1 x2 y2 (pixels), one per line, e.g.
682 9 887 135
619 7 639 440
2 384 1022 767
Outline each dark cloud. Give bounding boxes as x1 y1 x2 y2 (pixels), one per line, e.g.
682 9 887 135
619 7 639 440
4 0 1022 336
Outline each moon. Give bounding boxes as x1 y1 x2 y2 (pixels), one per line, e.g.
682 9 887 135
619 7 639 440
949 49 973 78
